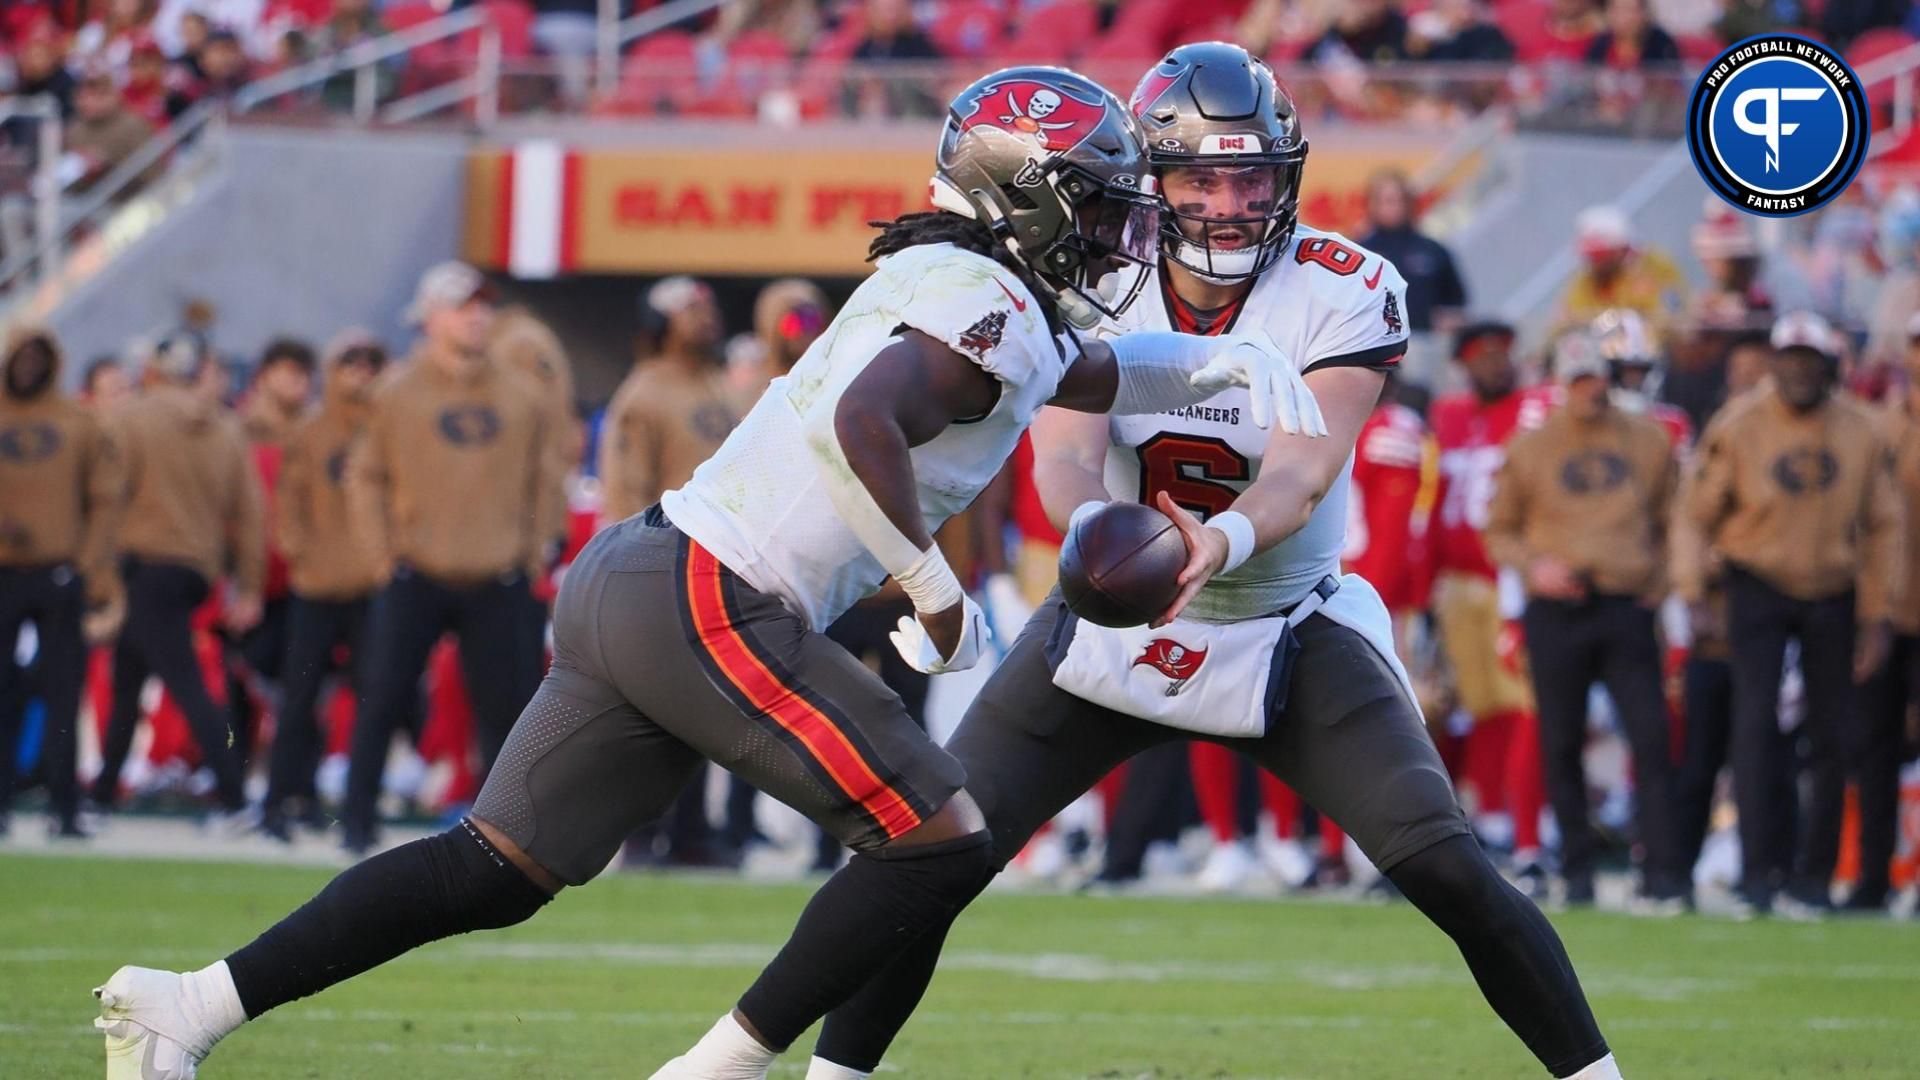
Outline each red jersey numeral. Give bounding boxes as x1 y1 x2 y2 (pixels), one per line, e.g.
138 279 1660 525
1295 237 1363 276
1137 434 1251 520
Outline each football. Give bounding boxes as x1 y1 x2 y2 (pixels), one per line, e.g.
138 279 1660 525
1058 502 1189 628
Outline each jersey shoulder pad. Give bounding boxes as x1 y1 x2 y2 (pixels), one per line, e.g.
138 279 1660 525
1283 227 1408 311
884 244 1053 385
1275 226 1410 372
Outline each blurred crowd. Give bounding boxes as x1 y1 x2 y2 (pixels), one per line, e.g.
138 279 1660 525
4 165 1920 920
8 0 1911 136
2 0 1913 274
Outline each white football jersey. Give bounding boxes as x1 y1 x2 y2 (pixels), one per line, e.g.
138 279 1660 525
1097 225 1410 621
664 243 1068 630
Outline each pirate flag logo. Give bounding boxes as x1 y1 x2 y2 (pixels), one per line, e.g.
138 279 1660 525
955 78 1109 154
1134 638 1209 697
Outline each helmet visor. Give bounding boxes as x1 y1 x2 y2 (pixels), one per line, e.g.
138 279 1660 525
1083 190 1162 266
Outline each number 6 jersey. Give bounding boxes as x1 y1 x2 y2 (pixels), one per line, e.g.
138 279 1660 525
1095 225 1409 622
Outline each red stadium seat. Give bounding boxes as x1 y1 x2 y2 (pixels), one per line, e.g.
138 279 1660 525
999 0 1097 64
381 1 442 34
1104 0 1178 47
682 29 794 118
1851 27 1918 116
929 1 1008 60
481 0 535 60
1675 33 1722 65
795 18 869 119
1849 26 1916 69
1076 28 1164 90
612 30 700 115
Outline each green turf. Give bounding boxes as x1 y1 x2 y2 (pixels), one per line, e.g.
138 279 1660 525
3 853 1915 1078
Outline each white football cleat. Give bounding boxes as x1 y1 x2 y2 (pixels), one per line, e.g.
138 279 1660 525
648 1049 775 1079
1196 840 1256 893
96 968 206 1079
1259 837 1316 891
648 1013 777 1079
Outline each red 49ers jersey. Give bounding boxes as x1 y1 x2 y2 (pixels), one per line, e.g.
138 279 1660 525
1345 402 1435 612
1429 386 1556 580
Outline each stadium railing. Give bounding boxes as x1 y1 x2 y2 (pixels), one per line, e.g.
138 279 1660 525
231 6 501 124
0 102 227 319
0 95 64 288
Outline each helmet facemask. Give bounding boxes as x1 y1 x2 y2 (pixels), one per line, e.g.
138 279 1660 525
1591 308 1664 413
1028 163 1162 326
1155 160 1302 285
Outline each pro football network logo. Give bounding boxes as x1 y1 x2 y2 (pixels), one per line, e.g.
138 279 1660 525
1686 33 1868 217
1134 638 1207 697
954 79 1108 154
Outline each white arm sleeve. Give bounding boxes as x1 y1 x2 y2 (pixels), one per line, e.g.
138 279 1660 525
1108 331 1223 414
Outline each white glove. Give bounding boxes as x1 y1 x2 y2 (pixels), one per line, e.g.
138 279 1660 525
1189 332 1329 437
890 593 991 674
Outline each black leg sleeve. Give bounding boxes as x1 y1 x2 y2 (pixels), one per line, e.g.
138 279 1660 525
224 819 550 1018
813 866 998 1072
1389 833 1609 1078
736 831 995 1052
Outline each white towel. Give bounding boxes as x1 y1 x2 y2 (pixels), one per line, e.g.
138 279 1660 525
1049 578 1341 738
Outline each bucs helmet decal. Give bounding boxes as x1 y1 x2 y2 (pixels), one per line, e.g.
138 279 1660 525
955 78 1110 154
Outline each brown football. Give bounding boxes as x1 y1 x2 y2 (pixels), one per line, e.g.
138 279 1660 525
1057 502 1188 628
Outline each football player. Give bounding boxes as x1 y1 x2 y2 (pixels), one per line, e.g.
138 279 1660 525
1429 320 1556 891
91 66 1322 1080
787 44 1625 1080
1590 306 1694 451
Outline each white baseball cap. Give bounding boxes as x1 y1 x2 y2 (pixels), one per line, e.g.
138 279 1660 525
1769 310 1839 357
1553 330 1609 383
1576 205 1633 254
405 261 495 325
645 275 713 317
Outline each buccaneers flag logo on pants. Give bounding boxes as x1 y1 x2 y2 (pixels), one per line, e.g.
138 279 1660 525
1134 638 1208 697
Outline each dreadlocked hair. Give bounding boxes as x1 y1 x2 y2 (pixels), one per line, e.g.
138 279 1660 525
867 211 1062 334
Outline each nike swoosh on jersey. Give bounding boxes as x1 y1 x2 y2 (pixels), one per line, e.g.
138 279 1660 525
1363 262 1384 290
994 278 1028 311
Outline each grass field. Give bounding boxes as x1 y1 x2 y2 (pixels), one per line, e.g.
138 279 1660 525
3 852 1916 1079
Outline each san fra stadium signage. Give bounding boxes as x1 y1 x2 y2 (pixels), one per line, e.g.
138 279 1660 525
463 135 1455 278
463 140 934 277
